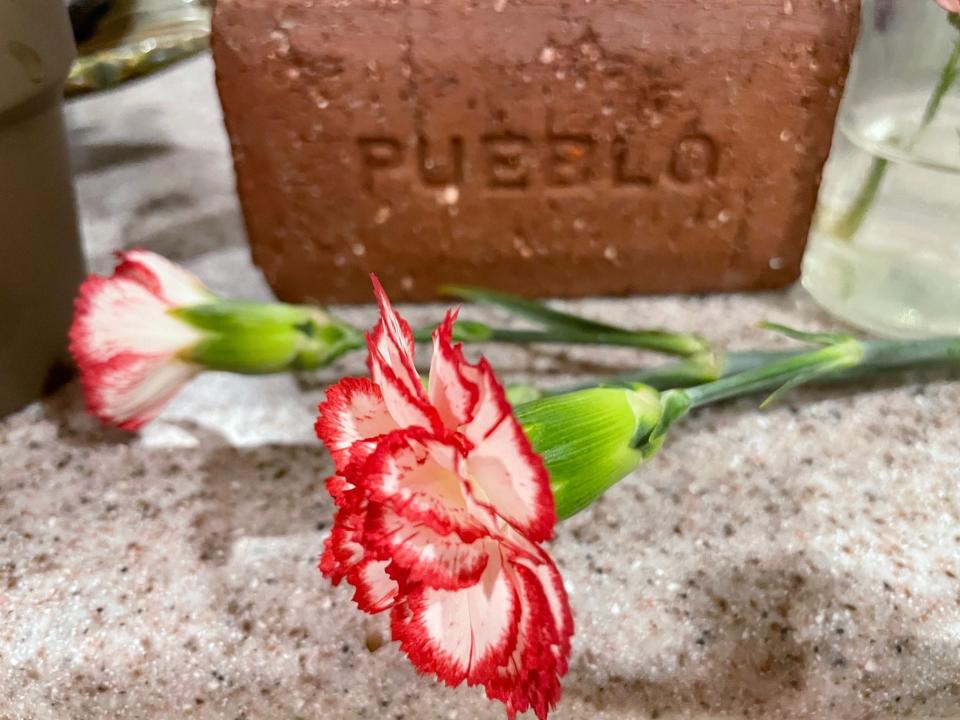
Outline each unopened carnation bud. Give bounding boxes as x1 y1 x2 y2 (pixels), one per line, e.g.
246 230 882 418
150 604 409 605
515 385 679 518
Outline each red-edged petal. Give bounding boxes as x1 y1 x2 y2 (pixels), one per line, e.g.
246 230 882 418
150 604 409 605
316 377 399 474
512 543 574 675
428 309 480 431
391 546 520 686
349 558 399 614
490 530 574 711
325 474 361 510
484 558 572 720
366 276 443 433
320 504 398 614
70 274 205 365
319 505 365 584
461 359 556 542
75 351 198 431
364 504 489 590
367 338 442 432
114 249 213 307
68 256 211 430
356 429 488 543
368 274 425 400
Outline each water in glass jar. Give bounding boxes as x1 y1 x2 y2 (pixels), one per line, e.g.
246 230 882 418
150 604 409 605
803 91 960 337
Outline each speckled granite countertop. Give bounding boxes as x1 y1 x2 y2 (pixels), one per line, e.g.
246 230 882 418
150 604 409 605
2 56 960 720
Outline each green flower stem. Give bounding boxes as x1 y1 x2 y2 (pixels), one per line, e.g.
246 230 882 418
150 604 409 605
550 350 793 395
832 26 960 241
518 332 960 519
682 336 960 409
579 335 960 399
830 156 889 241
919 27 960 129
411 323 711 358
179 299 715 376
439 285 711 358
473 327 707 356
683 341 863 408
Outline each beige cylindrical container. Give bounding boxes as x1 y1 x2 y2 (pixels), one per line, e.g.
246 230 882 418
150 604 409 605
0 0 86 416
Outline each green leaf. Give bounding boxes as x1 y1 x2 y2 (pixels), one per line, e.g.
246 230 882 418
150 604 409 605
441 285 625 334
442 285 710 357
759 322 852 347
758 357 852 408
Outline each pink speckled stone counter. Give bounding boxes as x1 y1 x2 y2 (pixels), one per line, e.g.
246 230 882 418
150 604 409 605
2 56 959 720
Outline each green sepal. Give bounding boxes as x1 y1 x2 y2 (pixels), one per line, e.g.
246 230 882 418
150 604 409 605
186 328 307 374
173 301 329 333
759 322 853 347
643 388 692 451
516 385 663 519
173 301 363 374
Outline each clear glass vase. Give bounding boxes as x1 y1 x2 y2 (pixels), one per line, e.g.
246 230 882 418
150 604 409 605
802 1 960 337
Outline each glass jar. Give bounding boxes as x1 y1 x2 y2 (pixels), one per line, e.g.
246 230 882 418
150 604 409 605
802 0 960 337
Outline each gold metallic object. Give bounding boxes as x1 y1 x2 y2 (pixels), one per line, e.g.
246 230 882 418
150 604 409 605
66 0 211 97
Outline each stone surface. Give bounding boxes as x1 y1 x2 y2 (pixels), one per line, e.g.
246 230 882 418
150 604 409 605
1 55 960 720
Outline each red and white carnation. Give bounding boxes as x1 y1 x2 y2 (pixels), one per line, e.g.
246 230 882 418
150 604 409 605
69 249 213 431
316 278 573 719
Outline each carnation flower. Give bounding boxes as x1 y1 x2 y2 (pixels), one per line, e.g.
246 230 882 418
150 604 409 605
69 250 213 430
70 250 360 431
316 278 573 719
